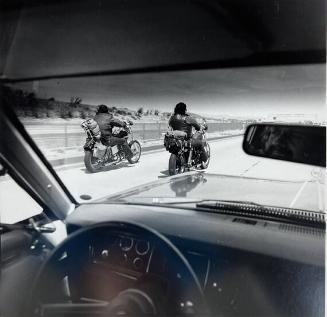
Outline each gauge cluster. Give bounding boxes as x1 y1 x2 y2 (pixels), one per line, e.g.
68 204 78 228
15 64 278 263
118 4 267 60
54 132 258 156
90 234 152 274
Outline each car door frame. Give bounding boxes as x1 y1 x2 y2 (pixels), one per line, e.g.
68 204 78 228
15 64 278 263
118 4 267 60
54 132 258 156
0 96 77 221
0 91 78 317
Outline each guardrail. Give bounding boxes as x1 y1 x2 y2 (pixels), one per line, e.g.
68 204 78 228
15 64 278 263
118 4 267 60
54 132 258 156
49 133 243 168
24 121 245 150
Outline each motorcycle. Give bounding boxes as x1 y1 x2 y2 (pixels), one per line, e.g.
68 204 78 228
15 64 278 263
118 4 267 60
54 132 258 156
81 119 141 173
164 124 210 176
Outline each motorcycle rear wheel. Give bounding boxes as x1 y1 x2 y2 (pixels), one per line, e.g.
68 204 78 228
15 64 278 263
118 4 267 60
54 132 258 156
127 140 142 164
169 154 185 175
84 150 102 173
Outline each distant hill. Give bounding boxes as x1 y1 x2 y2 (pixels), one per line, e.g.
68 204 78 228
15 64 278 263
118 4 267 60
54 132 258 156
4 86 168 122
5 86 242 124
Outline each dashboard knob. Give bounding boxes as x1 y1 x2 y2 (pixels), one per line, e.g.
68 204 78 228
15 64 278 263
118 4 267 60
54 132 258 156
119 253 128 265
101 249 109 258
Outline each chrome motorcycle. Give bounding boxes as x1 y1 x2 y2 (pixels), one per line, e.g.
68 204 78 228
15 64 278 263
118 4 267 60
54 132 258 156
82 119 141 173
164 124 210 175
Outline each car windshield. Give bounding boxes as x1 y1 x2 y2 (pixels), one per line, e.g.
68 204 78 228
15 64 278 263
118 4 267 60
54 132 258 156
3 63 325 220
1 0 325 223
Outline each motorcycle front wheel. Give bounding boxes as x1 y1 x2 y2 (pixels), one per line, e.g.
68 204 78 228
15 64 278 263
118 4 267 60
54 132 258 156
127 140 142 164
84 150 102 173
168 154 185 175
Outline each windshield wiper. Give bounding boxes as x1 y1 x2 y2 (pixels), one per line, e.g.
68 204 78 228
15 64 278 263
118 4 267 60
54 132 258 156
196 200 325 228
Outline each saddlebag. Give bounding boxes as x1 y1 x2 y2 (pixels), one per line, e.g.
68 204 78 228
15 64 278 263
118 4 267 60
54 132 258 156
81 119 101 141
164 130 187 154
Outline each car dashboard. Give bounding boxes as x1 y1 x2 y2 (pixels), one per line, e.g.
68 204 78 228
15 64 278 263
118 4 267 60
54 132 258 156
88 232 209 287
65 203 325 317
90 233 154 276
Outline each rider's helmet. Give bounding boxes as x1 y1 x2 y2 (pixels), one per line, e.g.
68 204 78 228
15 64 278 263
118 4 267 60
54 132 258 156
97 104 109 114
174 102 187 116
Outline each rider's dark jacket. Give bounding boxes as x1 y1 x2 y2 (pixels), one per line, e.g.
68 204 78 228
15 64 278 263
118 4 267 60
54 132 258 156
94 113 125 138
168 113 208 162
168 114 201 138
93 112 133 158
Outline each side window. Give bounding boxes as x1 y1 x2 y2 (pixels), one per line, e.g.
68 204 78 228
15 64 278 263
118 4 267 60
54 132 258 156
0 169 42 224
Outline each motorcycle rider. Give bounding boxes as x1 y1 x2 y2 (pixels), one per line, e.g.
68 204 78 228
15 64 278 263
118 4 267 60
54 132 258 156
168 102 208 162
94 105 133 159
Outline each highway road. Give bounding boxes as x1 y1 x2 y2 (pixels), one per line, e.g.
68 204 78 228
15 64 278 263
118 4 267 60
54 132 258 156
59 136 324 202
1 136 325 224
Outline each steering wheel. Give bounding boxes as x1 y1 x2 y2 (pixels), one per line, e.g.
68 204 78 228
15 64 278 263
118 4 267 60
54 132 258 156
28 221 210 316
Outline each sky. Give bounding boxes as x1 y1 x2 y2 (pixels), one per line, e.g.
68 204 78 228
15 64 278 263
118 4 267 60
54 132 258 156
12 64 326 120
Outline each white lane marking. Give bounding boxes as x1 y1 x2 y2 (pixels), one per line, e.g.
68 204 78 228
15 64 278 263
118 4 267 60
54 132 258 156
289 181 308 208
316 181 324 212
240 160 261 176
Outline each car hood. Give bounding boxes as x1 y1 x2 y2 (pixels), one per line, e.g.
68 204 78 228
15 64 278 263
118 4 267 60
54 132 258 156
98 172 324 212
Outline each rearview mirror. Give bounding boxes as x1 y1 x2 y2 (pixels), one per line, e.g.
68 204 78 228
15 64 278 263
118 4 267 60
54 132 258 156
242 124 326 167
